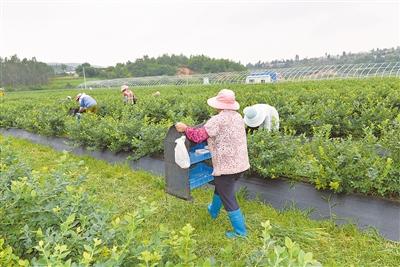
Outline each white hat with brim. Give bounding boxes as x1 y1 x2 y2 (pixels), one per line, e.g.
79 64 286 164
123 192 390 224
121 85 129 92
207 89 240 110
243 104 267 127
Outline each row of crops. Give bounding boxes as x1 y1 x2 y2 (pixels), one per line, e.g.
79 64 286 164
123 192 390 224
1 78 399 199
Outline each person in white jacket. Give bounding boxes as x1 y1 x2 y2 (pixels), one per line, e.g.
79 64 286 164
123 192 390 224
243 104 279 131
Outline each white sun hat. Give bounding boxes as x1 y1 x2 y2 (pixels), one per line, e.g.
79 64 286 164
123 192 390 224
121 85 129 92
243 104 267 128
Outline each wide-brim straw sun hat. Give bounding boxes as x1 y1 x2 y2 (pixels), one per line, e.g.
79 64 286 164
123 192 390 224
121 85 129 92
243 104 267 127
207 89 240 110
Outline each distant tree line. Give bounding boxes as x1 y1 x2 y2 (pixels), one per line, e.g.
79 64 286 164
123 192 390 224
246 47 400 69
0 55 54 88
75 54 246 78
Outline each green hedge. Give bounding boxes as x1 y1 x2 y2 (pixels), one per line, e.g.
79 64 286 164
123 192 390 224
1 78 399 198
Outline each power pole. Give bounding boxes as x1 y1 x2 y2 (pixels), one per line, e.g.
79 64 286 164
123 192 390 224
83 66 87 90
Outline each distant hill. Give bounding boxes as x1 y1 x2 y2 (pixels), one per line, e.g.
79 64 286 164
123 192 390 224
48 63 103 74
74 54 247 78
47 63 81 67
47 63 78 74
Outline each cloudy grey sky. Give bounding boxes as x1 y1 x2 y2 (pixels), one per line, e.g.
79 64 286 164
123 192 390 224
1 0 399 66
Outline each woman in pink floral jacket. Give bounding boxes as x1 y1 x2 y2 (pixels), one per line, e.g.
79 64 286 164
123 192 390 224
176 89 250 238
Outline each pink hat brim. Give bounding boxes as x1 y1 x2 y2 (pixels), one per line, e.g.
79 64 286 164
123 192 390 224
207 96 240 110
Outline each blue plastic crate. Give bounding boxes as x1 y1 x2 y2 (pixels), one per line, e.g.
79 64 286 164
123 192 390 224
189 162 214 190
189 142 212 164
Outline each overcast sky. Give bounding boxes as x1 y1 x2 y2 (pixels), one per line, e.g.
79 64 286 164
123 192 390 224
1 0 399 66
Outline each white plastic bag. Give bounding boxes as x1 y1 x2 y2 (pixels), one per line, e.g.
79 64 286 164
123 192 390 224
174 136 190 169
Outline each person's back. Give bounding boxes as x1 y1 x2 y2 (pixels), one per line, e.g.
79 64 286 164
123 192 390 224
175 89 249 238
79 94 97 108
243 103 279 131
121 85 136 104
205 110 250 176
123 89 133 98
76 93 98 113
262 104 279 131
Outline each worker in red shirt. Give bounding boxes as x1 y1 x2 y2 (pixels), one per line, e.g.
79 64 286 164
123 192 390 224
121 85 137 104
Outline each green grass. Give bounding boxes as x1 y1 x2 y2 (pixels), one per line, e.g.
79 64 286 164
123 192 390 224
1 135 399 266
45 76 85 89
39 76 101 90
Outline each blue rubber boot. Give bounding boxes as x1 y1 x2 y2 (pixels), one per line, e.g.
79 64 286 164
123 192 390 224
207 194 222 219
226 209 247 238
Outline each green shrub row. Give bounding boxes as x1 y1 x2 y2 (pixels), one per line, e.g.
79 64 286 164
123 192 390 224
2 78 399 138
1 78 399 198
247 121 400 198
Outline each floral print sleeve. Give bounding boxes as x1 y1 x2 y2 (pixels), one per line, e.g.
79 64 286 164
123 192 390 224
185 127 209 143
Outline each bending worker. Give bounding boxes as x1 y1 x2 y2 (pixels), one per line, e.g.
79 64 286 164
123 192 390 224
121 85 137 104
175 89 250 238
75 93 98 113
243 103 279 131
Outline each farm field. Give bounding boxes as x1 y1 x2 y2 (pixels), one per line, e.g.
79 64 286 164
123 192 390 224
3 76 96 92
3 0 399 265
1 78 399 200
1 136 399 266
42 76 90 90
